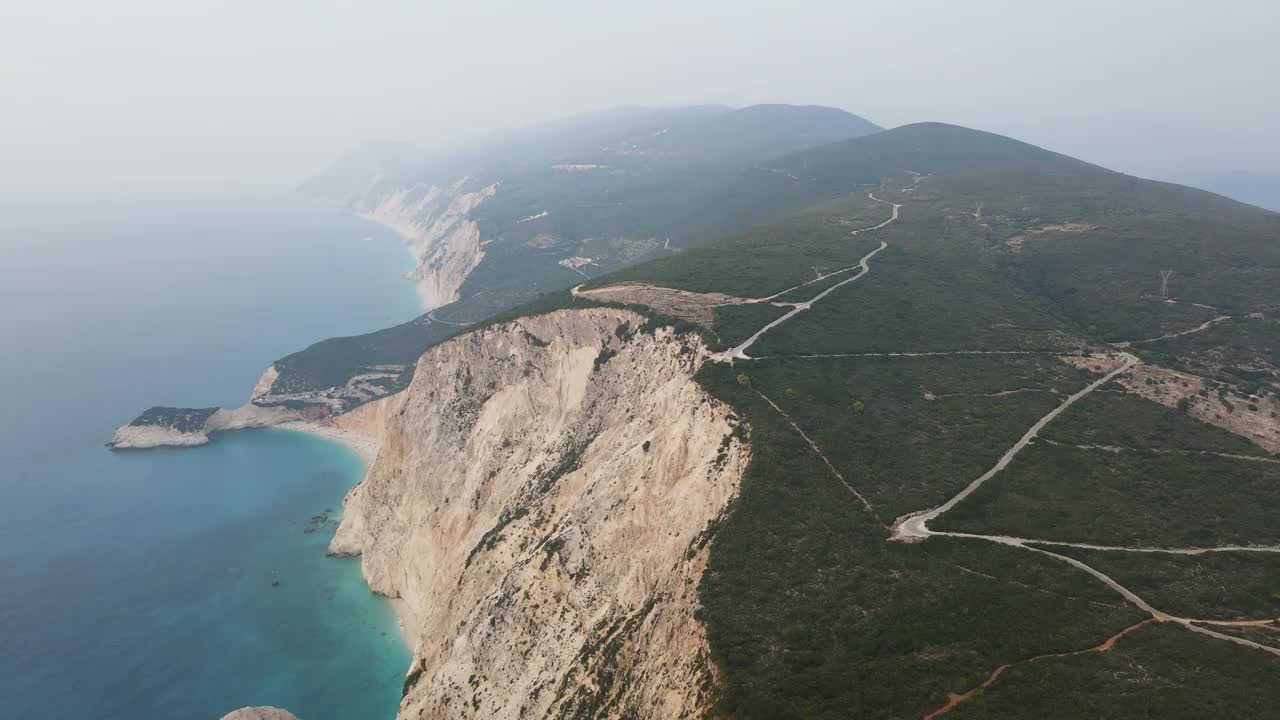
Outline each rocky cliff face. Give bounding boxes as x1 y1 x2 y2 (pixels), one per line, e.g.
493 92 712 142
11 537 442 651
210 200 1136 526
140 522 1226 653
357 180 499 309
331 308 748 719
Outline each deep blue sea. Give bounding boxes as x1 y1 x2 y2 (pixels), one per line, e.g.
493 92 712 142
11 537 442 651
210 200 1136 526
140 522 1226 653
0 193 420 720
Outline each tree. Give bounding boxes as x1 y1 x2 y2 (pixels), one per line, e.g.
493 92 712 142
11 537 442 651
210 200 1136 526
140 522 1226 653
737 374 752 387
851 400 865 414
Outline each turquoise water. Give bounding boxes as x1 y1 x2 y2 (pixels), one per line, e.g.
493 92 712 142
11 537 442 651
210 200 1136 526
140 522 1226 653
0 193 419 719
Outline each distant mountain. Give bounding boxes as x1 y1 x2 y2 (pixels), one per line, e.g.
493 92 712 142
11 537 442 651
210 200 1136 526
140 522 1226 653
303 104 878 204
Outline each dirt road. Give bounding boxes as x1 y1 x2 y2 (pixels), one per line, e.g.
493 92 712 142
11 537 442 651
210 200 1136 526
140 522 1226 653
893 354 1138 539
713 241 889 362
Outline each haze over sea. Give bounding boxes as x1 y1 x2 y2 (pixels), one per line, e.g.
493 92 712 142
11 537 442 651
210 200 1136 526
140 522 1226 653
0 193 419 720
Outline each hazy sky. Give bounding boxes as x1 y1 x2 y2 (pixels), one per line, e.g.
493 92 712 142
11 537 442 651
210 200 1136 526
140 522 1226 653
3 0 1277 192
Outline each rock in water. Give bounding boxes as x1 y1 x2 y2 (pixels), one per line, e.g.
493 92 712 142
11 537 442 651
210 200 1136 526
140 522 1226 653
220 707 299 720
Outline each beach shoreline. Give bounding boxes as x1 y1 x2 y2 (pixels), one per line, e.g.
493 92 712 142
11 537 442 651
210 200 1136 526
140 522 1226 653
272 419 420 650
274 420 380 467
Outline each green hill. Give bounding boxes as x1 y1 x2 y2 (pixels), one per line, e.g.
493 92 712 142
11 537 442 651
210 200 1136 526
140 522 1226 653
561 122 1280 717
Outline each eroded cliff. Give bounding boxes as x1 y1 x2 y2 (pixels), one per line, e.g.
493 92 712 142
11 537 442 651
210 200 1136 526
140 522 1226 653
330 308 748 719
357 180 499 309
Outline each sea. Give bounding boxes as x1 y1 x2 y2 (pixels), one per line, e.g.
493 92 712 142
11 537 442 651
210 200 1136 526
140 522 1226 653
0 192 420 720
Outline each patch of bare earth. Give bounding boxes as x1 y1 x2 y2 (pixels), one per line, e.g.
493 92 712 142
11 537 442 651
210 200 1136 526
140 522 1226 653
608 236 663 261
573 283 751 326
1059 352 1130 375
1007 222 1097 253
1117 364 1280 453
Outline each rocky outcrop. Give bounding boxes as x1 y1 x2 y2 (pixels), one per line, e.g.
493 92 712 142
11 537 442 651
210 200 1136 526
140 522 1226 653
220 708 299 720
331 308 749 719
110 366 298 449
107 406 219 448
108 423 213 449
107 358 407 451
108 400 300 450
357 181 499 309
1119 363 1280 453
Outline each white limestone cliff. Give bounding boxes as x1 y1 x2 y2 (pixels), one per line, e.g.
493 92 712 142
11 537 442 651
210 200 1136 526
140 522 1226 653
356 180 499 309
331 308 749 719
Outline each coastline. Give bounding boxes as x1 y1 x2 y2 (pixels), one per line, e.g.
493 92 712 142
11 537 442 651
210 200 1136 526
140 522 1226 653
40 195 432 719
274 420 380 467
219 215 432 657
387 598 420 651
272 419 420 650
102 210 432 684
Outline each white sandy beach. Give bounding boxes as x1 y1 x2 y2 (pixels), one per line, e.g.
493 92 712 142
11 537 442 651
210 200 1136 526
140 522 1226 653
275 420 380 466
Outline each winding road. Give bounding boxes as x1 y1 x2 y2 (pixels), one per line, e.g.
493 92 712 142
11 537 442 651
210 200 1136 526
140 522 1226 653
893 354 1139 540
713 240 889 361
426 309 472 328
1113 314 1234 347
872 346 1280 709
933 531 1280 556
748 350 1061 361
704 194 902 362
673 182 1280 715
588 179 1280 679
736 193 902 305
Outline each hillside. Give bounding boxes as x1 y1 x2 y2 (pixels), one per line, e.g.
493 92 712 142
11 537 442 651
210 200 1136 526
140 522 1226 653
557 122 1280 717
114 119 1280 718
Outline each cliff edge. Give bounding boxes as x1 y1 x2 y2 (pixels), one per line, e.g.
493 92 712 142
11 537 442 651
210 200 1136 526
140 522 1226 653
331 308 749 719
